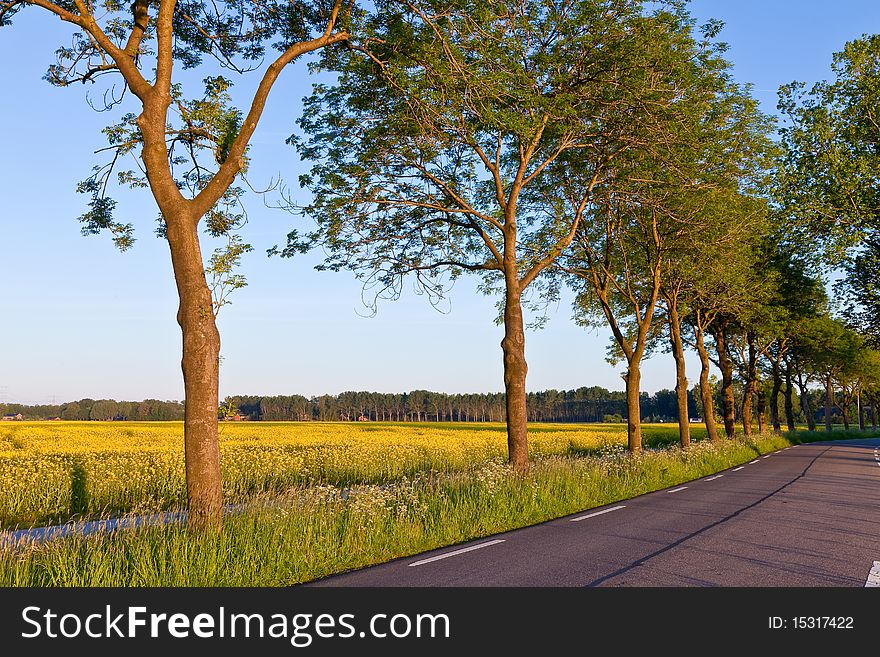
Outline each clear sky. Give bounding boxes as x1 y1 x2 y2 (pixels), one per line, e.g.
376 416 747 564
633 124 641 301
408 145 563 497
1 1 879 405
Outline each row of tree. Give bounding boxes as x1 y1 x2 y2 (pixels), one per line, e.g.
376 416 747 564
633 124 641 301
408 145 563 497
282 2 880 459
6 0 879 525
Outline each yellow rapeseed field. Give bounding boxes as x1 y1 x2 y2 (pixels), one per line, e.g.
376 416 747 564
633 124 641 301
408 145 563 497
0 420 692 527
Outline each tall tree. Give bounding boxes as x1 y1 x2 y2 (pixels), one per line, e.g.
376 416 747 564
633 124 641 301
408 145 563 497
562 14 772 452
1 0 351 525
777 35 880 260
682 227 762 442
794 316 860 432
664 187 771 445
285 0 713 467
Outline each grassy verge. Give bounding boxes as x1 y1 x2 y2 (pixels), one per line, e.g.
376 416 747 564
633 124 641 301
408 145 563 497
0 433 803 586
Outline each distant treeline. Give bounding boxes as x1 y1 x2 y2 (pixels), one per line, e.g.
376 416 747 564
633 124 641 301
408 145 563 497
222 388 699 423
2 389 694 423
3 384 863 425
0 399 185 422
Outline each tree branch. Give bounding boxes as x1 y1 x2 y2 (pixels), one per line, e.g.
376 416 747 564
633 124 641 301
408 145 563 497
192 1 349 218
122 0 150 58
154 0 176 95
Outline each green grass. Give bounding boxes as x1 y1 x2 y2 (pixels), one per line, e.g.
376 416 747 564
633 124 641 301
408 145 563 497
0 432 805 586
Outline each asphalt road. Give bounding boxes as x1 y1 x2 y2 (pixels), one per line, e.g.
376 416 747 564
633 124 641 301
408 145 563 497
309 438 880 587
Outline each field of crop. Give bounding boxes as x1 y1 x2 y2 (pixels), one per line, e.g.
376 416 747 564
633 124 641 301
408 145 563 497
0 421 697 528
0 419 808 586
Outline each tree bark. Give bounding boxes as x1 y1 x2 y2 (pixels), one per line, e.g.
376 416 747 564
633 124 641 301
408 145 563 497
711 324 736 438
623 363 642 452
694 323 719 442
502 280 529 471
165 214 223 528
825 373 833 432
667 301 690 448
783 361 796 432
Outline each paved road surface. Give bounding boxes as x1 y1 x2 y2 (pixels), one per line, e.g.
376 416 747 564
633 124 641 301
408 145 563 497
309 439 880 587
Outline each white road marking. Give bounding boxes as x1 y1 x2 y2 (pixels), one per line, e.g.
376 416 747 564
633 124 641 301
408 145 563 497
705 474 724 481
408 540 506 567
733 466 745 472
762 455 771 459
570 505 626 523
750 459 760 464
667 486 688 494
865 561 880 587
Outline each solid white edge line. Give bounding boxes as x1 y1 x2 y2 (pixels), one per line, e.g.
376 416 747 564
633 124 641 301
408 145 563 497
733 466 745 471
705 474 724 481
570 505 626 523
667 486 688 494
408 539 506 567
865 561 880 587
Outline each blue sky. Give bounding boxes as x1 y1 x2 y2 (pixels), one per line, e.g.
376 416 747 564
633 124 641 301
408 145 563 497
1 1 878 405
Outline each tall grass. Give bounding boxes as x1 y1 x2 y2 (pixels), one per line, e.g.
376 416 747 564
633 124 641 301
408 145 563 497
0 434 793 586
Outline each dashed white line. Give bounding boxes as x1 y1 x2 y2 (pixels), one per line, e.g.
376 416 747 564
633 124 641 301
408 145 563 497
705 474 724 481
865 561 880 587
570 505 626 523
749 459 760 464
733 466 745 472
408 539 506 567
762 455 771 459
667 486 688 494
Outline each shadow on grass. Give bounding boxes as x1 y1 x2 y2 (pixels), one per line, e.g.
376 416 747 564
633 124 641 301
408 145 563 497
69 460 89 517
785 428 880 444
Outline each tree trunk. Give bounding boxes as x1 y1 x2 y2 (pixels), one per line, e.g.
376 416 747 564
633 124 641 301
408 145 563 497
667 302 689 448
756 388 767 435
825 374 833 432
841 403 850 430
741 388 754 436
783 362 796 432
798 380 816 431
858 390 865 431
712 324 736 438
740 331 757 437
694 324 719 442
623 362 642 452
502 282 529 471
165 214 223 529
770 358 782 433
